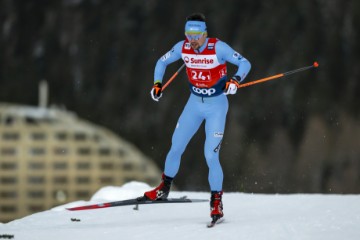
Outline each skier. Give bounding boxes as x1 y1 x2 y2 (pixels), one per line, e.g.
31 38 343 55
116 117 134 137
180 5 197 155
143 13 251 222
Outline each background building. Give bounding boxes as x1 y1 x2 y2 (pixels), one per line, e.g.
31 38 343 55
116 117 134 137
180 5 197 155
0 103 161 223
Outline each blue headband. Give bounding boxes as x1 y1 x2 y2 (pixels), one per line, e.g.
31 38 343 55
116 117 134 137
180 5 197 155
185 21 207 33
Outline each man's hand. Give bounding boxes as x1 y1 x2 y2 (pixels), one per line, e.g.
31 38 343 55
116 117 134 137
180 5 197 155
150 82 163 101
224 76 241 95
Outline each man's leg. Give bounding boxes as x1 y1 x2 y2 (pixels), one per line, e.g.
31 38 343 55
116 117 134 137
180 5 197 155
164 97 203 177
143 96 203 200
204 95 228 219
204 95 228 191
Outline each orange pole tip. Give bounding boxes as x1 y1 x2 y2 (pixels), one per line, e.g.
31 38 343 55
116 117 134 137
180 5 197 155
313 61 319 68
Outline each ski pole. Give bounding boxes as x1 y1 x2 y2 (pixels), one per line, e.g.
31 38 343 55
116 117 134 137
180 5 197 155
238 61 319 88
161 63 186 91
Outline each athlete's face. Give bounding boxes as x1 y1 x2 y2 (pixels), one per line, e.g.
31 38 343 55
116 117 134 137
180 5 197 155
185 32 207 50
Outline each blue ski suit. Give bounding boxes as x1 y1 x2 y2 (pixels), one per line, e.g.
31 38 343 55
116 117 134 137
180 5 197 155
154 38 251 191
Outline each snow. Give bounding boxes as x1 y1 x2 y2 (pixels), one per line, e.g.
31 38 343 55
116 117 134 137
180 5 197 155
1 181 360 240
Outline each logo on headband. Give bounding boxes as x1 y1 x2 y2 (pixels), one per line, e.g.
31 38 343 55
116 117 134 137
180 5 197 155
185 21 207 33
187 23 202 30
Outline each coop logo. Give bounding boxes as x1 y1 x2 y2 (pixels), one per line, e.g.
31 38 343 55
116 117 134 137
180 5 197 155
190 57 214 64
192 86 216 96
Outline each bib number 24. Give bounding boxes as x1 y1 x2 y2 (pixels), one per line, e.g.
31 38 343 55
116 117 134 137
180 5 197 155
191 70 211 81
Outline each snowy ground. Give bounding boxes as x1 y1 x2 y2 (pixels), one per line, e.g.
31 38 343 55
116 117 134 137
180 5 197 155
1 181 360 240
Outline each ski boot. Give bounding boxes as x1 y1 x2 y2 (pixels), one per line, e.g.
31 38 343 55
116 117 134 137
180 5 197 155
210 191 224 223
143 173 173 200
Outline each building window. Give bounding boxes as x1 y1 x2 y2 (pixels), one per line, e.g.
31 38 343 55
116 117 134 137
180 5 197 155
0 191 17 199
2 132 20 141
100 162 114 170
28 162 45 170
74 132 86 141
31 132 46 141
124 177 135 183
77 148 91 155
77 162 91 170
55 132 68 141
0 177 17 184
54 147 68 155
100 177 113 184
76 177 90 184
0 162 17 170
4 116 15 125
28 191 45 199
75 191 90 199
0 205 17 213
53 176 68 184
53 162 67 170
123 163 134 171
1 147 17 156
28 176 45 184
28 205 44 212
99 148 111 156
29 148 46 156
25 117 38 125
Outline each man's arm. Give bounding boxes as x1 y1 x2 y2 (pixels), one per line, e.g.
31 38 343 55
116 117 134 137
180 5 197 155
216 41 251 82
154 41 184 84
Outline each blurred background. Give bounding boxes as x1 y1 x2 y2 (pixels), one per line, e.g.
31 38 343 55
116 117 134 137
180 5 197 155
0 0 359 200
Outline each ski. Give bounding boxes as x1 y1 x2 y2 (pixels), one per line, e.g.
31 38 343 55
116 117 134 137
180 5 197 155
67 196 208 211
207 217 224 228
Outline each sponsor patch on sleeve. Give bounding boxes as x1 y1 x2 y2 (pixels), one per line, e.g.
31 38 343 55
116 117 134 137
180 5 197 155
233 52 243 60
161 51 172 61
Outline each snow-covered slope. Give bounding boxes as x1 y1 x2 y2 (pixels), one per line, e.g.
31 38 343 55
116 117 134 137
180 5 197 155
1 182 359 240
